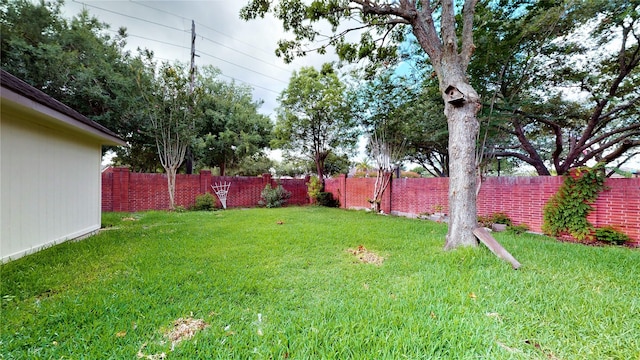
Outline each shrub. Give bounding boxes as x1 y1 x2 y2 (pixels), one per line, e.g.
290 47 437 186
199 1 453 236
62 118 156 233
307 176 322 203
491 212 512 225
478 213 512 227
595 226 630 245
259 183 291 208
477 215 493 228
507 224 530 236
193 193 216 211
317 192 339 207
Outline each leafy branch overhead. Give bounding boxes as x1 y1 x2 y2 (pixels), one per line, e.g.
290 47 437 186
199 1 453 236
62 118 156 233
241 0 479 73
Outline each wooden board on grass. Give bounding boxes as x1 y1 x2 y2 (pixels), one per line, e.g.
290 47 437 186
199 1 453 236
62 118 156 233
474 227 522 270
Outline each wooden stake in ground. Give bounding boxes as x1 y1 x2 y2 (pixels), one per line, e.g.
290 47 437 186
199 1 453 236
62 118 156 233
473 227 522 270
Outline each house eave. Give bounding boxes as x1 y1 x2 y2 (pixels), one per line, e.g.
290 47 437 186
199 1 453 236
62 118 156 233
1 87 126 146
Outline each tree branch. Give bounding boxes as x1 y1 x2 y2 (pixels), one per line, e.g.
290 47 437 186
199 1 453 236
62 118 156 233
510 116 552 175
411 1 442 64
598 139 640 164
584 123 640 149
440 0 457 55
460 0 478 68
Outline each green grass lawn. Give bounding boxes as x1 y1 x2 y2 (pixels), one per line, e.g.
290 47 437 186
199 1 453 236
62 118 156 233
1 207 638 359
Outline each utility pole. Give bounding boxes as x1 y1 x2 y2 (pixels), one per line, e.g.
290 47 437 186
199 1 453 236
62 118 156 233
186 20 196 174
189 20 196 93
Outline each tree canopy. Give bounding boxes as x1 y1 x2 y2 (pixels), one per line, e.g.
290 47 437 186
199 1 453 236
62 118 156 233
353 71 449 177
274 63 358 181
1 0 142 142
194 66 273 176
470 0 640 175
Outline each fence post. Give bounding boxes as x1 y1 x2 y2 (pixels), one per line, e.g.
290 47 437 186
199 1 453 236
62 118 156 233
200 170 211 194
339 173 347 208
112 167 130 212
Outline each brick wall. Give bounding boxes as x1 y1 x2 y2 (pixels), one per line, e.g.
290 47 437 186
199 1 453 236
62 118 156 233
101 167 309 212
102 168 639 245
325 175 640 245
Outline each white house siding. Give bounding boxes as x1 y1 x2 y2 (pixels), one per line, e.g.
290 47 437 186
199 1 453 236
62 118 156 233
1 109 102 262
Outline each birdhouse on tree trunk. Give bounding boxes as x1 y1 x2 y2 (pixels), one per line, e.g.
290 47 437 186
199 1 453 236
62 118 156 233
445 85 465 107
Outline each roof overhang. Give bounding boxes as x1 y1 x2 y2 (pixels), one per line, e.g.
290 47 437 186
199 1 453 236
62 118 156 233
1 70 126 146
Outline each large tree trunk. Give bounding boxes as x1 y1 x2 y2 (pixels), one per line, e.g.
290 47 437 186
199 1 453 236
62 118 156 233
184 147 194 174
406 0 480 249
439 70 481 249
315 158 324 182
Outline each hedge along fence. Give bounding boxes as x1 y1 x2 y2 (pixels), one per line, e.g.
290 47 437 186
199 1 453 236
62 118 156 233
324 174 640 246
101 167 310 212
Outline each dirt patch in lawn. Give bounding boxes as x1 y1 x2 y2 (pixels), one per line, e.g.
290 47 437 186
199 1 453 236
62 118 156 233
347 245 385 265
165 317 209 345
136 317 209 360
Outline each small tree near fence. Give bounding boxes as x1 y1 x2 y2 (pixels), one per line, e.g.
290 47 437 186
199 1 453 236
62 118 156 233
138 61 201 210
369 131 405 213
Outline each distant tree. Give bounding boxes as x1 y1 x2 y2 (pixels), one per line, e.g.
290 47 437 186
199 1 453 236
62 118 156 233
354 72 449 177
194 66 273 175
354 159 372 177
399 81 450 177
410 166 428 177
273 156 309 178
322 152 351 177
273 152 350 178
227 154 274 176
138 62 201 210
274 63 358 183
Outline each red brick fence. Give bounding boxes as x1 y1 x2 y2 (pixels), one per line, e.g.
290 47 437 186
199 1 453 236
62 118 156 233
101 167 309 212
101 167 639 245
325 174 640 246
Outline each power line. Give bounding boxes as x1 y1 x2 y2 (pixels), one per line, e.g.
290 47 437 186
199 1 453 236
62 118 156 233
130 0 277 58
217 73 281 95
103 27 286 89
128 0 292 75
115 31 191 51
197 49 288 85
199 34 292 75
71 1 285 95
72 0 189 33
101 30 281 95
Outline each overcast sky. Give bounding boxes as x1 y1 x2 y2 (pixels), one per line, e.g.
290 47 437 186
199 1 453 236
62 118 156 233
61 0 337 118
